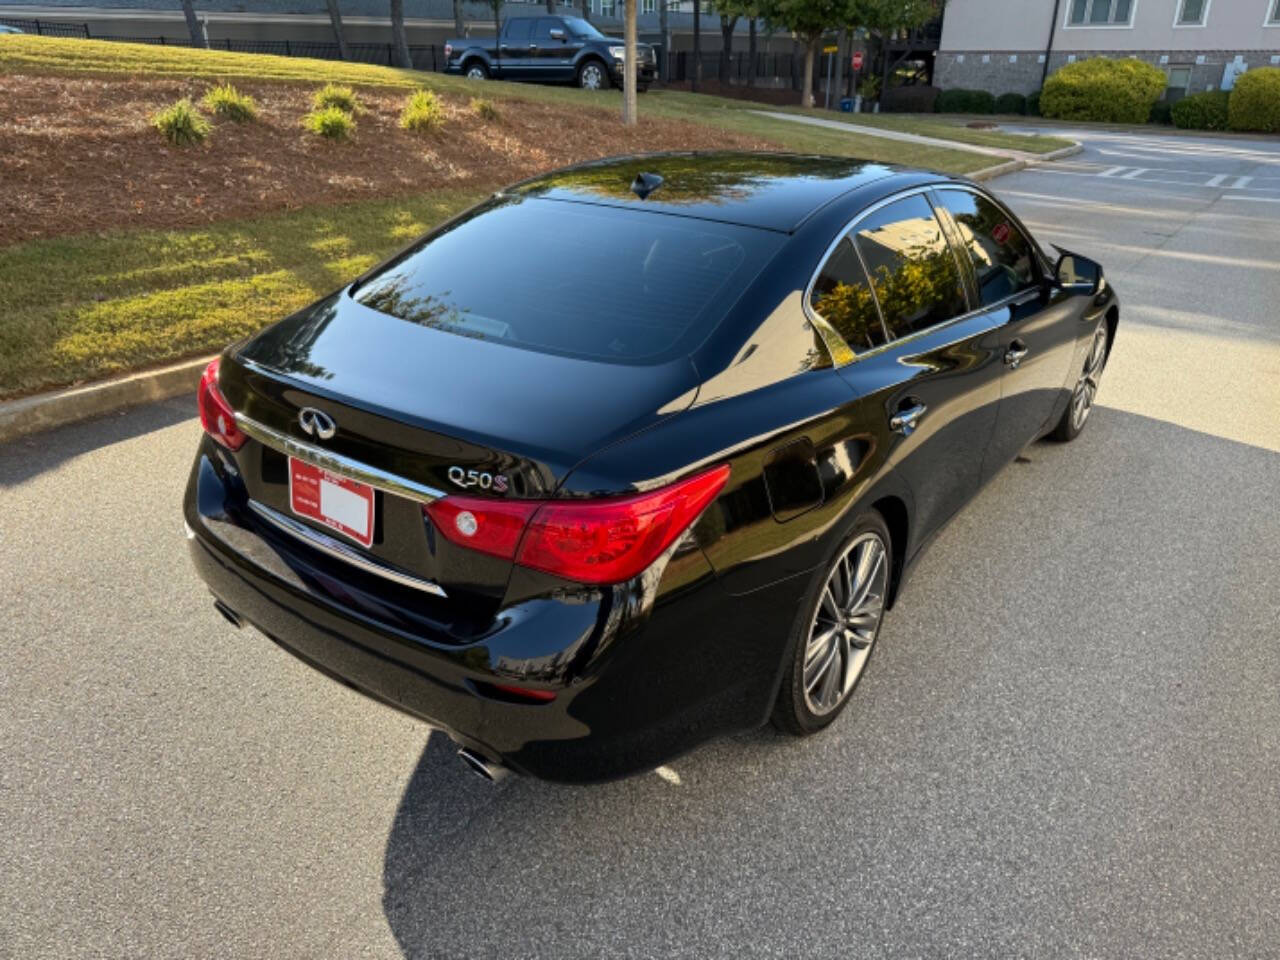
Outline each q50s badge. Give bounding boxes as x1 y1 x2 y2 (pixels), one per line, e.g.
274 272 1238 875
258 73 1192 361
448 466 509 493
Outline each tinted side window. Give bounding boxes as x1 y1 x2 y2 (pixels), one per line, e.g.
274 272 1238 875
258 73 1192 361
936 189 1038 307
809 237 887 353
505 19 532 45
852 194 968 340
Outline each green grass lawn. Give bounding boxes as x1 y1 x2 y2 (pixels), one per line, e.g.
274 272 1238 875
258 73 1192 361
0 190 486 399
0 37 1010 399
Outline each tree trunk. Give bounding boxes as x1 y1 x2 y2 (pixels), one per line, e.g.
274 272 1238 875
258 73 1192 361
453 0 466 38
325 0 350 60
581 0 590 22
622 0 638 125
390 0 413 68
691 0 701 92
657 0 667 80
718 15 736 85
747 17 756 88
180 0 207 49
834 26 847 105
545 0 555 14
801 34 818 108
493 2 502 60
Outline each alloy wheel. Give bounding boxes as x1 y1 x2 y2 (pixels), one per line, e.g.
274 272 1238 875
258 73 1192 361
580 64 605 90
466 65 487 80
802 532 889 716
1071 325 1108 431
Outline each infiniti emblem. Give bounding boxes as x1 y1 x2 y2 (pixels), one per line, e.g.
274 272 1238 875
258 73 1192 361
298 407 337 440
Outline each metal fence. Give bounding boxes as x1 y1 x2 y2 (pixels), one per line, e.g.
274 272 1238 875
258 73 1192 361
669 51 806 89
0 17 91 38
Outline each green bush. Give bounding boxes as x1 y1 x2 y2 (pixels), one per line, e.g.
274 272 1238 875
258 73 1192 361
201 82 257 123
1026 91 1041 116
1228 67 1280 132
470 97 499 121
994 92 1027 115
1149 100 1173 125
400 89 446 132
1171 90 1230 130
151 97 211 146
303 105 355 140
312 83 358 113
936 88 995 113
1040 57 1166 123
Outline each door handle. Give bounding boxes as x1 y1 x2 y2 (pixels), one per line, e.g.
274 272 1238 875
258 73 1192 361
1004 341 1029 368
889 403 927 436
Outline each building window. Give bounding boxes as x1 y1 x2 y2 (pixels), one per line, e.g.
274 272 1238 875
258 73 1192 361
642 0 656 12
1067 0 1133 25
1176 0 1207 24
593 0 616 15
1164 65 1192 100
1270 0 1280 23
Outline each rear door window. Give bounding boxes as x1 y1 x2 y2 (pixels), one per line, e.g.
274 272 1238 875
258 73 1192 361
851 194 969 340
504 19 532 45
935 189 1039 307
353 197 785 363
809 237 887 353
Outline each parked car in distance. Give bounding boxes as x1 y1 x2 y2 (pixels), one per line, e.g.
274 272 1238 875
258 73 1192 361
185 152 1118 784
444 15 657 90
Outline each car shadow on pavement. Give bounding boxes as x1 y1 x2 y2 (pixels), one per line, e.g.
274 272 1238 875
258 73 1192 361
0 396 192 488
378 407 1280 959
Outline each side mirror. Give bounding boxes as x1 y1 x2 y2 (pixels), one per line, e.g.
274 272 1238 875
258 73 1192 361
1052 249 1103 296
549 28 566 40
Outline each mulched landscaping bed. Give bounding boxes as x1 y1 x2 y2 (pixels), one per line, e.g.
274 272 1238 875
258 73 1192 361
0 72 773 246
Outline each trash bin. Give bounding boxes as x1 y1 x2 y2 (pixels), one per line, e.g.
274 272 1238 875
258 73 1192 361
839 97 853 113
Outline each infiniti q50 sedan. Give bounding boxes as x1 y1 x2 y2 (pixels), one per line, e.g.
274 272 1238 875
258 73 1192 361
185 152 1117 783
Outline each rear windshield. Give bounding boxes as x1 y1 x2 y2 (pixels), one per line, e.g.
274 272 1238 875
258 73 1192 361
353 197 784 363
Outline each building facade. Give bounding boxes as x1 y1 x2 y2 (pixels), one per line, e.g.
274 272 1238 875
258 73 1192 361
936 0 1280 96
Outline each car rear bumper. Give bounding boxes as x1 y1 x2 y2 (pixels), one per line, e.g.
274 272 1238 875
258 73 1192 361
184 443 798 782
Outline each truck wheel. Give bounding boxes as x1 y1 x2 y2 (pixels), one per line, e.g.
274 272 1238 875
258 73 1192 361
578 60 609 90
464 61 489 80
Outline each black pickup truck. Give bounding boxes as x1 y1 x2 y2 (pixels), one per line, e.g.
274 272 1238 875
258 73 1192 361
444 15 657 91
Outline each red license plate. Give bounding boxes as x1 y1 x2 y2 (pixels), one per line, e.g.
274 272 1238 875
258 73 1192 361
288 457 375 548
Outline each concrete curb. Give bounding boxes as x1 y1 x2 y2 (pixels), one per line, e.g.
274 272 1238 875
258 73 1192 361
0 356 213 444
0 140 1085 446
969 141 1083 182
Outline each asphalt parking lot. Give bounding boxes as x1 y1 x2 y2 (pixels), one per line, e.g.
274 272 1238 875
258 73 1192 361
3 126 1278 958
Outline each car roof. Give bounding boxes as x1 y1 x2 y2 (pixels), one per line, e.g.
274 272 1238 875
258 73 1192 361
503 152 925 233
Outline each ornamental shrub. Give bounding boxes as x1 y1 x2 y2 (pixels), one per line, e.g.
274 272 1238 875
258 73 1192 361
152 98 210 146
1149 100 1173 125
400 89 446 132
1171 90 1230 130
1228 67 1280 133
312 83 359 113
1040 57 1166 123
936 88 995 113
470 97 499 121
303 105 355 140
202 82 257 123
995 92 1027 115
1027 91 1042 116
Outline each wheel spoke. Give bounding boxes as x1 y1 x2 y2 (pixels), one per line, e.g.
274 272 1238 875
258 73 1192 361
816 646 841 707
820 585 841 624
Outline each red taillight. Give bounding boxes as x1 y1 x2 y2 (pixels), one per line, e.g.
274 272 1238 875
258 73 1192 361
425 496 539 560
444 42 453 58
197 357 246 451
424 465 730 585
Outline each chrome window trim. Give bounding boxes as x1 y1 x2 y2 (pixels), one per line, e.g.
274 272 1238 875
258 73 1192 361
803 184 989 366
234 413 448 505
247 500 449 599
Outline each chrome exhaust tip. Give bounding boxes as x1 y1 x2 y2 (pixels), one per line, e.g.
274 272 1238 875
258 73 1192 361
457 747 509 783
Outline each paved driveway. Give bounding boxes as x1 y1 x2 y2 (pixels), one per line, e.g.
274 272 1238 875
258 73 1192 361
2 127 1278 959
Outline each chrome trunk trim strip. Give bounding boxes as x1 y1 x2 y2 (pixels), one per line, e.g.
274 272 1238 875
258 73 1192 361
248 499 449 599
234 413 448 505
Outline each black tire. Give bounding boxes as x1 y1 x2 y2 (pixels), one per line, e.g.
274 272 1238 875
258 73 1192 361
772 511 893 736
463 60 489 81
577 59 611 90
1049 320 1110 443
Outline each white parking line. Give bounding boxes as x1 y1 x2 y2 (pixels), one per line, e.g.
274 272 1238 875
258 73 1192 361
1206 174 1229 187
1097 166 1129 178
1120 168 1149 179
1223 194 1280 203
1233 176 1255 189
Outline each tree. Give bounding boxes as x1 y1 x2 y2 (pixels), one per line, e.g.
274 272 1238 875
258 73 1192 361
179 0 207 49
487 0 503 58
325 0 350 60
711 1 757 85
760 0 846 107
846 0 944 99
622 0 638 125
581 0 591 22
658 0 668 79
546 0 555 14
453 0 467 38
390 0 413 68
747 14 757 88
692 0 702 92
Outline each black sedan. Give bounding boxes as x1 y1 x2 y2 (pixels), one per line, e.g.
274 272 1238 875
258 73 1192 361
185 152 1117 783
